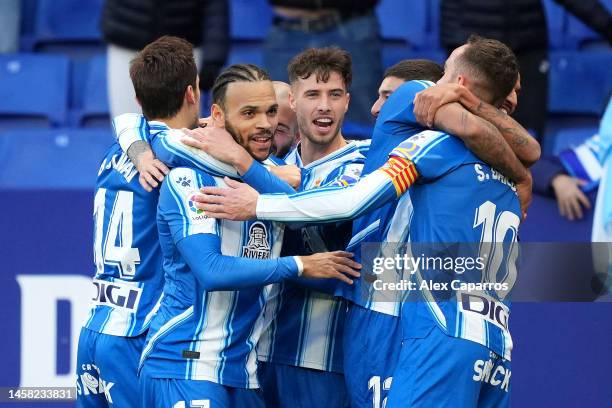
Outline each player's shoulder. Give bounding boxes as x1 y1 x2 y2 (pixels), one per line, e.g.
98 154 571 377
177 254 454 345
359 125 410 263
387 80 435 104
348 138 371 153
391 130 450 162
165 167 216 196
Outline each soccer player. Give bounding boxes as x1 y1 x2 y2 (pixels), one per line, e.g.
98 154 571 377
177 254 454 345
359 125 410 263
370 60 444 118
271 81 299 158
75 36 203 408
76 37 299 408
192 37 540 407
138 63 361 407
254 47 369 408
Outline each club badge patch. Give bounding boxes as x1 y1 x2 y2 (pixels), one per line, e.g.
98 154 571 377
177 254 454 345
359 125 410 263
242 222 271 259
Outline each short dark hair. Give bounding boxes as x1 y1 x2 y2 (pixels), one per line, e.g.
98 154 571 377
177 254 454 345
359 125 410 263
287 47 352 89
384 59 444 83
211 64 270 108
129 36 197 120
456 34 519 106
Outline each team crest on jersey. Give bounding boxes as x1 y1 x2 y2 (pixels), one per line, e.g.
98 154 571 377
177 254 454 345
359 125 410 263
242 222 271 259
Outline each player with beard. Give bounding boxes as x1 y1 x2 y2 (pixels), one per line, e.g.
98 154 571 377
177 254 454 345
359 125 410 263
138 63 361 407
272 81 300 158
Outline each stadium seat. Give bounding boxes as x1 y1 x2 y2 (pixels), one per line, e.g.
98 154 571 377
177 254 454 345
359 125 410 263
376 0 427 48
231 0 272 41
548 50 612 115
563 0 612 49
227 44 265 67
0 128 113 189
542 0 567 50
0 53 69 126
76 54 110 127
31 0 104 50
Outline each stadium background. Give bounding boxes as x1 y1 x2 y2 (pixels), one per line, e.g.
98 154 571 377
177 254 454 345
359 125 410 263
0 0 611 406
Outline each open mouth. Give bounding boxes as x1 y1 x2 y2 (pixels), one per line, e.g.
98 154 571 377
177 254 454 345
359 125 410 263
312 117 334 133
251 134 272 147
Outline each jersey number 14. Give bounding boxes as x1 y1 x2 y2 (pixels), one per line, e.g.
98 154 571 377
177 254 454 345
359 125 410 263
93 188 141 278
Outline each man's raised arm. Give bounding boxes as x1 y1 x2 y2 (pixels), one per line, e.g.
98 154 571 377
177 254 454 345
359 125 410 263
193 154 416 223
112 113 296 194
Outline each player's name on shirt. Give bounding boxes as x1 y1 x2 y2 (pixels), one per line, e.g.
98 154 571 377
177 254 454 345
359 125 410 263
97 151 138 183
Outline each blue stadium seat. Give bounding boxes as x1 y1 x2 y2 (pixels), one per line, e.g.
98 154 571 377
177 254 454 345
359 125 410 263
231 0 272 40
376 0 427 48
227 44 265 67
32 0 104 50
0 53 69 126
548 50 612 115
563 0 612 49
377 0 444 69
76 54 110 127
0 128 113 189
542 0 567 50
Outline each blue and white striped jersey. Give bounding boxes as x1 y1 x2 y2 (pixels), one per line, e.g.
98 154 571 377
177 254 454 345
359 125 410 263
392 131 520 361
140 167 287 387
252 130 520 359
83 116 243 337
257 140 370 373
342 80 433 316
83 140 164 337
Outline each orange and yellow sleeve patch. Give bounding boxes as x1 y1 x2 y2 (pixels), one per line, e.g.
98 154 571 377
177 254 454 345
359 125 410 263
380 156 418 195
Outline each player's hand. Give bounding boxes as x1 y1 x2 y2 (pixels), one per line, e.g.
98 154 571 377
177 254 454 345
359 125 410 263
180 127 252 173
269 165 301 189
413 83 464 128
515 170 533 221
551 174 591 221
299 251 362 285
193 177 258 220
133 149 169 192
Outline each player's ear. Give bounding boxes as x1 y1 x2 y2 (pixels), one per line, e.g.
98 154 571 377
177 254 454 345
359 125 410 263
344 92 350 113
457 75 467 87
185 85 197 105
210 103 226 128
289 90 297 112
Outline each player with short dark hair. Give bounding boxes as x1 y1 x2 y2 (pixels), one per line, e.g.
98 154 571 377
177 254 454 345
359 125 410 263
129 36 200 122
75 35 202 408
256 46 369 408
371 59 444 117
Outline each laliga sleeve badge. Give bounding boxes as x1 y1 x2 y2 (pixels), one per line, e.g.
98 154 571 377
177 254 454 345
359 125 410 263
186 192 209 224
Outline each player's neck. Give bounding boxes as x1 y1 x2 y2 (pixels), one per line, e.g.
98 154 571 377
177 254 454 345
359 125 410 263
150 111 194 130
300 133 347 165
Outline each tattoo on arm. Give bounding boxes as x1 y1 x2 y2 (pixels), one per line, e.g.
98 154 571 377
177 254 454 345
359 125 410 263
465 117 528 183
126 140 152 167
472 100 537 164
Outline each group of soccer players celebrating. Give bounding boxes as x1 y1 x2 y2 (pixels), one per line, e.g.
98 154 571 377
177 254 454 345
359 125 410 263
76 33 540 408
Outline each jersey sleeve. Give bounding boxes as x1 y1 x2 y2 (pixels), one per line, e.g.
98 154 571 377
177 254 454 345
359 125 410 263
152 130 240 178
389 130 468 182
112 113 150 152
112 113 240 178
158 167 219 244
255 169 399 223
377 80 434 135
